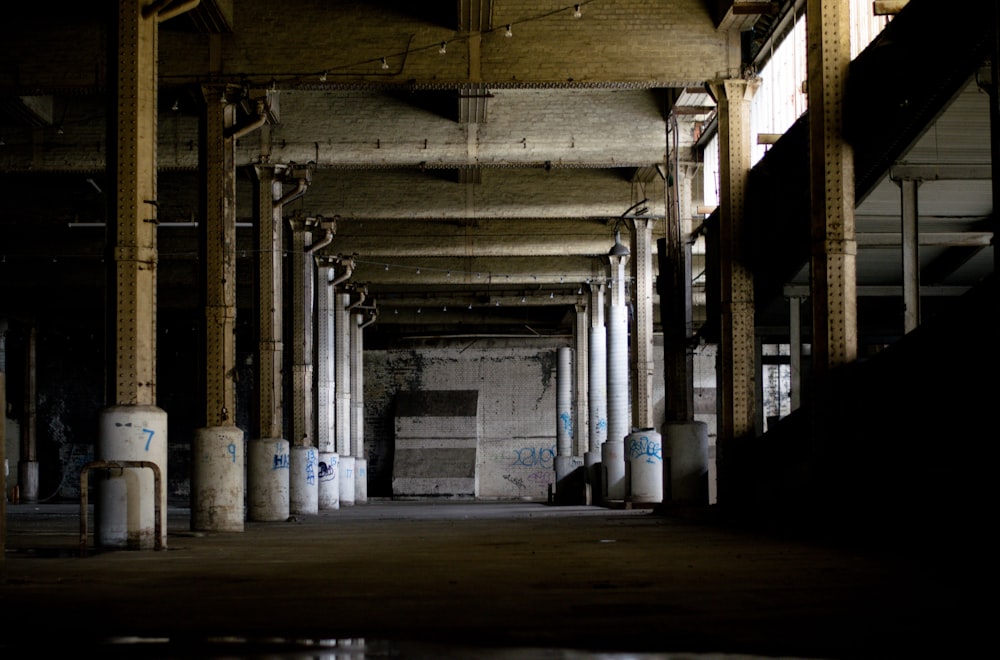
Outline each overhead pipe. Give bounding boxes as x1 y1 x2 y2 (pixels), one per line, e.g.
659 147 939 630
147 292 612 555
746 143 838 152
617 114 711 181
306 226 334 254
274 177 309 209
359 308 379 329
228 100 269 140
347 286 368 310
329 256 355 287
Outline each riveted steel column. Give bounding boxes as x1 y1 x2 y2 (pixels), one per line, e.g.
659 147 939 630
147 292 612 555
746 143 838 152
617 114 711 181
351 308 368 503
707 77 759 506
100 2 169 546
662 164 697 424
807 0 858 372
199 84 238 427
316 259 336 454
288 215 315 448
110 1 158 408
252 166 284 441
335 291 352 458
573 302 589 457
628 217 656 430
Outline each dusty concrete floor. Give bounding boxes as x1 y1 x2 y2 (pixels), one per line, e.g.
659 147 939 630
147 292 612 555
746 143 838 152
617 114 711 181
0 499 980 658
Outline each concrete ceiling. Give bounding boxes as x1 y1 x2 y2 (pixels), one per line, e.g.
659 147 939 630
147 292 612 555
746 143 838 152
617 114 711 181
0 0 993 348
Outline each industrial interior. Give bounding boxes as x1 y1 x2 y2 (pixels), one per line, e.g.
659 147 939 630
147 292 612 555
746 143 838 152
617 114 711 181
0 1 995 658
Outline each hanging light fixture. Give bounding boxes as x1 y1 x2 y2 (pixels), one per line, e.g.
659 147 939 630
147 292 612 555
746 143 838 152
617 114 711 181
608 226 630 257
504 24 513 37
573 4 582 18
438 41 448 54
381 57 389 70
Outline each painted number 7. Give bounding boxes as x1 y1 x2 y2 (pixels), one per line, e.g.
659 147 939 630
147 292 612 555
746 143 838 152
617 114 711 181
142 428 155 451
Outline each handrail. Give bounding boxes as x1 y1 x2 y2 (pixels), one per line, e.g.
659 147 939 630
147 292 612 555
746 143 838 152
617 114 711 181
79 460 165 557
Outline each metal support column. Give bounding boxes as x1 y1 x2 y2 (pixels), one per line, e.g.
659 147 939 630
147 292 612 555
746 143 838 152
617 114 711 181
627 217 656 430
706 76 759 506
573 302 589 457
807 0 858 372
252 166 284 443
100 1 170 546
316 259 336 454
288 213 316 448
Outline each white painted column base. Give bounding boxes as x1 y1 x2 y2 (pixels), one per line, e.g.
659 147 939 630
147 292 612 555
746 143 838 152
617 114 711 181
290 445 319 515
354 458 368 504
97 405 168 550
584 450 602 506
247 438 290 522
319 452 340 510
664 421 709 505
601 440 626 503
192 426 245 531
339 456 356 506
627 428 663 504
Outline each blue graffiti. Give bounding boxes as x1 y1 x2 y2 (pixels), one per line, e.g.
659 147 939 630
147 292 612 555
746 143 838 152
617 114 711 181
512 444 556 469
319 460 338 481
227 442 237 463
272 452 290 470
627 434 662 464
594 418 607 432
305 449 317 484
142 428 155 451
559 411 574 439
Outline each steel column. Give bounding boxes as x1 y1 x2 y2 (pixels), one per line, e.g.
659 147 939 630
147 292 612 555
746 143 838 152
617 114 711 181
288 215 315 447
628 217 655 430
707 76 759 506
110 1 158 407
573 302 589 457
253 166 284 440
199 85 238 427
807 0 858 372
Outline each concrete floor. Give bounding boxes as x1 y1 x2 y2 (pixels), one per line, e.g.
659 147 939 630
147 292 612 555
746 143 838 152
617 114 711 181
0 499 980 659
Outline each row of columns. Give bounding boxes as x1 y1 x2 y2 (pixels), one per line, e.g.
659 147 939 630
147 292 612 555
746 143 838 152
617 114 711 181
96 3 372 547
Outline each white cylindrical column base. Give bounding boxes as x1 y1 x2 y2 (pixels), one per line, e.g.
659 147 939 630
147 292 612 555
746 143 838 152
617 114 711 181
97 405 168 550
355 458 368 504
192 426 245 531
554 455 585 505
339 456 356 506
290 445 319 515
627 428 663 504
319 452 340 510
601 440 626 502
17 460 39 503
584 450 602 506
247 438 290 522
664 421 709 504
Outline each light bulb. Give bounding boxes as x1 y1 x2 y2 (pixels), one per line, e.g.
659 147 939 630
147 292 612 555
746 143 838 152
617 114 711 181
381 58 389 70
504 24 512 37
319 71 328 82
573 4 582 18
439 41 447 54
